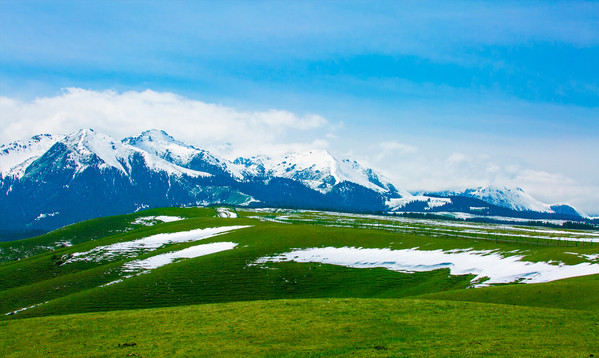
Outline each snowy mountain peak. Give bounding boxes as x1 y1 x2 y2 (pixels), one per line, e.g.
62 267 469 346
123 130 223 171
0 133 65 178
126 129 179 145
265 149 407 196
463 185 552 213
63 129 130 174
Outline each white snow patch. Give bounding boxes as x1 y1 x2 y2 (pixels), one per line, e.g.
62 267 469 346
65 225 250 263
99 279 124 287
155 215 183 223
5 301 49 316
216 208 238 218
35 212 60 221
566 252 599 262
123 242 237 272
132 215 184 226
254 246 599 287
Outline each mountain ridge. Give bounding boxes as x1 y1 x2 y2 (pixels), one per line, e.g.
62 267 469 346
0 129 590 236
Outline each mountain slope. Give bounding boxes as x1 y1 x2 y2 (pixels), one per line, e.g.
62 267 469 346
123 129 233 178
0 129 408 235
461 186 552 213
0 130 249 233
442 186 588 218
0 133 65 179
1 129 588 237
233 150 406 197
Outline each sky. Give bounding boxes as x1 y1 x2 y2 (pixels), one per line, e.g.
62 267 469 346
1 1 598 214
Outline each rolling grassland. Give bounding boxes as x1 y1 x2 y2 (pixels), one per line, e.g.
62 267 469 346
1 207 598 356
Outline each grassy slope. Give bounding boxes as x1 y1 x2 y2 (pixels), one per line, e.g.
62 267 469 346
415 273 599 311
0 207 217 263
1 298 597 357
2 207 598 319
1 207 598 356
1 222 476 318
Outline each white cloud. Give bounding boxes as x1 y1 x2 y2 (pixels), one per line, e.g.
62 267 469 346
0 88 331 158
380 141 418 154
446 152 469 165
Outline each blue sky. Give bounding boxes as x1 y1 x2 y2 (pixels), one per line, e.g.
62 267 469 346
1 1 598 213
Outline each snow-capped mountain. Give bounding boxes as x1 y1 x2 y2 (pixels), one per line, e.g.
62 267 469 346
425 186 588 218
462 186 552 213
35 129 211 179
0 129 589 238
123 130 231 178
233 150 406 197
459 186 588 218
0 129 408 234
0 133 65 179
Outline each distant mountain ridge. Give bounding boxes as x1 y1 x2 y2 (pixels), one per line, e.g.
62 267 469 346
0 129 404 233
0 129 590 236
424 186 588 218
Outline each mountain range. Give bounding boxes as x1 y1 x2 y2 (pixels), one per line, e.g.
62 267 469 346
0 129 591 237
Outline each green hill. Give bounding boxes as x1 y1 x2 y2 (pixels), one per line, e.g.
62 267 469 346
1 207 598 356
1 298 597 357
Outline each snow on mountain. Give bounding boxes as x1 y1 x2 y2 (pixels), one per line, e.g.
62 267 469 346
2 130 405 194
123 130 222 169
1 129 592 235
124 129 255 180
461 186 553 213
549 203 588 219
230 155 271 178
235 150 407 196
0 134 65 179
123 130 198 164
3 129 212 180
63 129 131 174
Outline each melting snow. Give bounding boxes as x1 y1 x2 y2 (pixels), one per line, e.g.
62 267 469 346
132 215 184 226
5 301 49 316
35 212 60 221
254 246 599 287
216 208 238 218
99 242 238 287
65 226 250 263
123 242 237 272
566 252 599 262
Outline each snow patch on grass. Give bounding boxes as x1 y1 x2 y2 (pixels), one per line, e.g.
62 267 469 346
65 226 250 264
132 215 184 226
99 242 238 287
254 247 599 287
216 208 238 218
566 252 599 262
5 301 49 316
123 242 237 272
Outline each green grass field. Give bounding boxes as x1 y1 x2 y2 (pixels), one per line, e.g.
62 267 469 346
2 298 598 357
1 207 598 356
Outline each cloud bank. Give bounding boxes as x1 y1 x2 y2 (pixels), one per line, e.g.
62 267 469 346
0 88 331 158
